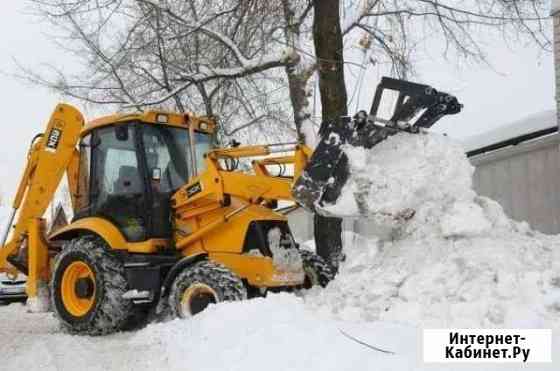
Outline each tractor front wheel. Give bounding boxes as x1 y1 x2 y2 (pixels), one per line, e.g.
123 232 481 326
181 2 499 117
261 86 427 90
51 236 145 335
168 260 246 318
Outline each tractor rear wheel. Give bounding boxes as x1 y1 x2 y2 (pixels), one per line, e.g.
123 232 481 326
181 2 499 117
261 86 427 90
300 250 335 288
169 260 246 318
51 235 145 335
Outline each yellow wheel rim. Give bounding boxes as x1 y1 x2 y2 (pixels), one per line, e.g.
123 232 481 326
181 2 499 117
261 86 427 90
61 261 96 317
180 283 217 317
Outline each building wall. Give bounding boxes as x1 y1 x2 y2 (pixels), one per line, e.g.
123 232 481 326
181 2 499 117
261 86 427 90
470 134 560 234
555 14 560 123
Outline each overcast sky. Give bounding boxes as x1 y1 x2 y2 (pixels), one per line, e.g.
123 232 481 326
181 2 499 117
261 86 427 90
0 2 556 201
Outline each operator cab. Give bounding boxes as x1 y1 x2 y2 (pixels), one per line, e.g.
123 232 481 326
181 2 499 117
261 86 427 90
74 112 215 242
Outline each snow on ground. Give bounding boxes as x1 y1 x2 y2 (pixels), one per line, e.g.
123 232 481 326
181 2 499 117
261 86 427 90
1 292 556 371
0 294 421 371
0 131 559 370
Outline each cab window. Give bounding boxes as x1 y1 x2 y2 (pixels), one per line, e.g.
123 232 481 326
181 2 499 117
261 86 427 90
90 125 147 242
192 132 212 175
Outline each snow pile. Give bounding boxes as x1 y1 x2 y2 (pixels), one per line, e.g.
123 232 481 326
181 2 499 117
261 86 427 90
306 132 560 330
322 132 475 226
1 295 418 371
306 224 560 329
125 294 409 371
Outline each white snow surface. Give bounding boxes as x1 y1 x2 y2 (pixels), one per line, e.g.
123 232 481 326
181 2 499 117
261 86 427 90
321 131 475 222
310 132 560 333
1 131 559 370
0 295 420 371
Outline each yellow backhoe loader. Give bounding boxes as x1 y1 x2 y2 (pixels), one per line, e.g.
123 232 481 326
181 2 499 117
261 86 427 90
0 77 461 335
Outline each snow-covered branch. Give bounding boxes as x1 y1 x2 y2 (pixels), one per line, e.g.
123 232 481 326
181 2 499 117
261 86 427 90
24 0 551 143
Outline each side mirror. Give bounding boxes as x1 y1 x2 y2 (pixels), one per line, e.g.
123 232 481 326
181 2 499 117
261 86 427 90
151 168 161 181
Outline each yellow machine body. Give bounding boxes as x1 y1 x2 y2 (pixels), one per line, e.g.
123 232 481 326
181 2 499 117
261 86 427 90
0 104 313 301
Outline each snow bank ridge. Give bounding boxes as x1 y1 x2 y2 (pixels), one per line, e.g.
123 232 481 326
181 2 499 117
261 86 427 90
307 132 560 331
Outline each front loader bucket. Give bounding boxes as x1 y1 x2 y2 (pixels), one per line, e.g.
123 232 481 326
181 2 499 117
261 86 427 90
292 77 462 213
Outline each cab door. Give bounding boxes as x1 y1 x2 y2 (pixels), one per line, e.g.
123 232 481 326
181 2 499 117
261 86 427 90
140 125 191 238
88 124 149 242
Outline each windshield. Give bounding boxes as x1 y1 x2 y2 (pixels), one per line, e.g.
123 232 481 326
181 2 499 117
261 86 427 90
142 125 212 192
142 125 190 193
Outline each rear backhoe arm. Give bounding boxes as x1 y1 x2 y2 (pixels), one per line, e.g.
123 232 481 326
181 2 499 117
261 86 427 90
0 104 84 296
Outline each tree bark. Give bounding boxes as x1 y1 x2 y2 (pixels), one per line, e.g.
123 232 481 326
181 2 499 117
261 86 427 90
281 0 316 146
313 0 348 120
312 0 348 270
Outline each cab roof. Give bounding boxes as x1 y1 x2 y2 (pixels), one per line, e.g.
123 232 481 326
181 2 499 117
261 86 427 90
81 110 217 136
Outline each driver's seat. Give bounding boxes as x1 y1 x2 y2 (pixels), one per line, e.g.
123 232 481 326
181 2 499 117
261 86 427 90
114 165 142 195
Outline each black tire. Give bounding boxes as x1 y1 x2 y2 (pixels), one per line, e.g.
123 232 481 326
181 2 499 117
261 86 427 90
169 260 246 318
50 235 146 335
300 250 335 289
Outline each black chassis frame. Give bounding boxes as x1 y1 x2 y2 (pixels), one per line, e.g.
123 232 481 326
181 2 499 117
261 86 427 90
118 251 208 307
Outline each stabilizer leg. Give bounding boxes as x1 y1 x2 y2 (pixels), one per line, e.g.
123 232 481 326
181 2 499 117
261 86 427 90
26 219 51 312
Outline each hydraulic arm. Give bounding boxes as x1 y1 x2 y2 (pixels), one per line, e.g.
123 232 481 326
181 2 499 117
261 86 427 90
170 142 313 251
0 104 83 296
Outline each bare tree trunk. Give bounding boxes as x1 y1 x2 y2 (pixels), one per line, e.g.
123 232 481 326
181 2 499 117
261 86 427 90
313 0 348 119
281 0 316 146
312 0 348 270
285 64 315 144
